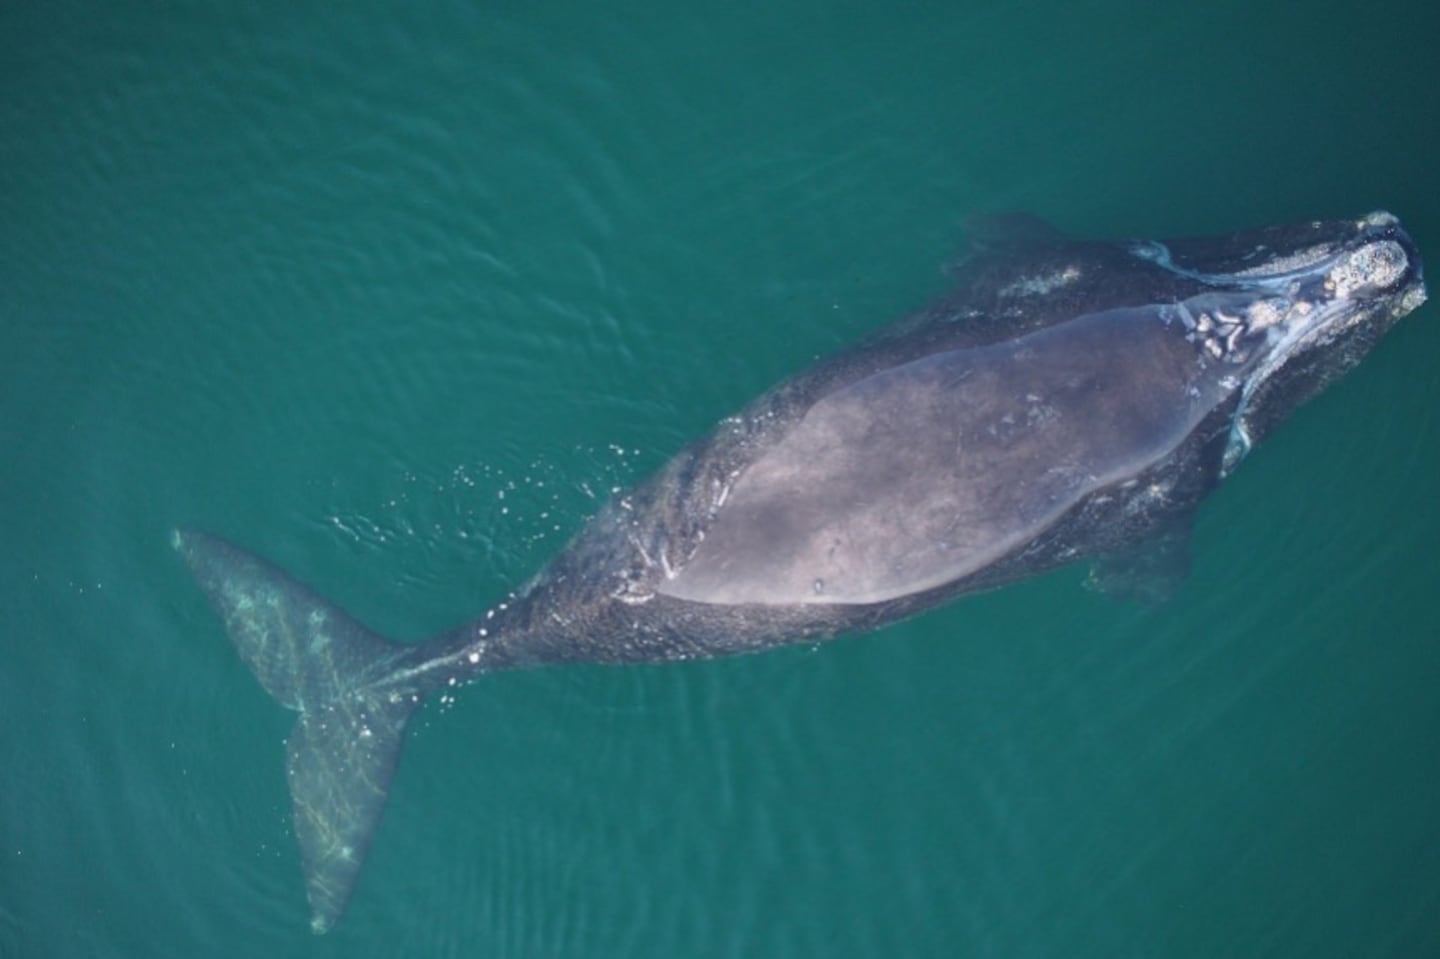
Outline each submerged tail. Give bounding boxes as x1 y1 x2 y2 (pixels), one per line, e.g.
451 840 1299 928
173 529 422 933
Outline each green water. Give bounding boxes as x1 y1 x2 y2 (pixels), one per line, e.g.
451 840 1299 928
4 1 1439 956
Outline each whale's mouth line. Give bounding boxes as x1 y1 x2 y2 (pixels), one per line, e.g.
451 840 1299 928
1129 240 1340 290
1220 296 1352 474
1129 212 1418 296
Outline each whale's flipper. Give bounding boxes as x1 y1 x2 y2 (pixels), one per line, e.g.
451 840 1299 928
961 211 1068 252
173 529 420 934
1084 516 1194 607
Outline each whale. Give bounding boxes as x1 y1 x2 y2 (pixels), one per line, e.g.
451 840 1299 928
175 211 1426 932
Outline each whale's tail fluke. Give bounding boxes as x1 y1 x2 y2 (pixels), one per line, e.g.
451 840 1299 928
173 529 420 934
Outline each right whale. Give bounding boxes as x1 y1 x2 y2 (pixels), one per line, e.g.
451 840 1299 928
175 211 1426 932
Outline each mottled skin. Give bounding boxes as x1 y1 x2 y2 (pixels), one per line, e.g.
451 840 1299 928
176 212 1425 932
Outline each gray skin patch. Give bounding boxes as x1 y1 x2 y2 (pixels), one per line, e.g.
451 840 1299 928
659 305 1240 605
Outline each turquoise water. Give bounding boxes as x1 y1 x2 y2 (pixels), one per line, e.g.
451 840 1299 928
4 1 1439 955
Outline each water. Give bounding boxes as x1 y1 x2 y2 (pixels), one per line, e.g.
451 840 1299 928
4 1 1438 956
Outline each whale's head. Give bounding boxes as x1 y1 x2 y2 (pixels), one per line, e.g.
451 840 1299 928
1133 211 1426 474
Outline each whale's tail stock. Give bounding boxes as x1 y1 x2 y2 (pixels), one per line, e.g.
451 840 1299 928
173 529 421 933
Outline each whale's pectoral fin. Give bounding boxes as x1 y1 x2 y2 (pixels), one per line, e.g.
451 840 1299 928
1084 517 1193 607
173 529 420 934
961 212 1068 253
947 212 1070 278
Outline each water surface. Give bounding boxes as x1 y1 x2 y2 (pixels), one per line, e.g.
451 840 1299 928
4 1 1438 956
